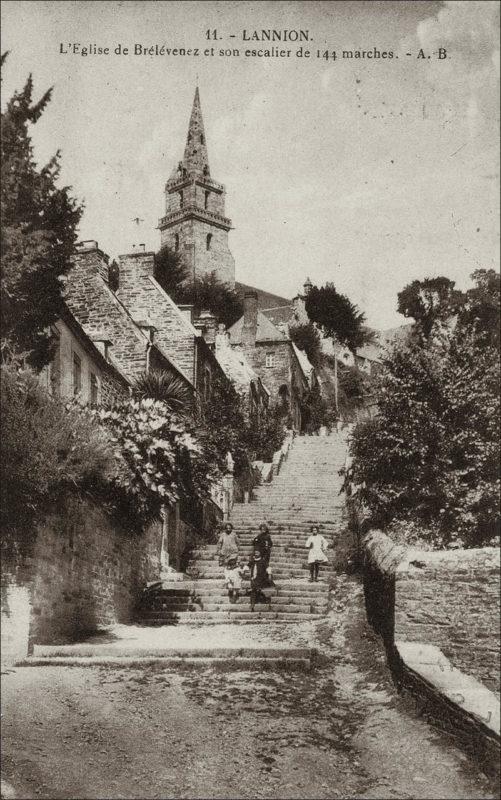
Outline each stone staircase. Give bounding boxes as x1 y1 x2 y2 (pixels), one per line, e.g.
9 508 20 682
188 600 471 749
138 432 347 624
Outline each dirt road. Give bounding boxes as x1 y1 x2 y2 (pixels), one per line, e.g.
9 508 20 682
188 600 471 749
1 577 496 799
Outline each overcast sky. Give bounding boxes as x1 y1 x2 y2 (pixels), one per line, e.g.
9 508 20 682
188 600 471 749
2 0 499 329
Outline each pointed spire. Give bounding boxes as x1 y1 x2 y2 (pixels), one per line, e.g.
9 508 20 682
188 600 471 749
182 86 210 178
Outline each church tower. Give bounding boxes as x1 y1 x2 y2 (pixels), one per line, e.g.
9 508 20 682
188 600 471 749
158 88 235 287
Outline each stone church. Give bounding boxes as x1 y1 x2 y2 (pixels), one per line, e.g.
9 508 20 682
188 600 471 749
159 87 314 424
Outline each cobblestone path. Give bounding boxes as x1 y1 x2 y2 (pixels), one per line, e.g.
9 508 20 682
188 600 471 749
1 575 497 799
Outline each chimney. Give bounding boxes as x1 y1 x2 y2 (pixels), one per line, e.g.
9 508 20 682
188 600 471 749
215 323 230 354
242 291 258 347
74 240 110 283
194 309 217 345
178 304 194 324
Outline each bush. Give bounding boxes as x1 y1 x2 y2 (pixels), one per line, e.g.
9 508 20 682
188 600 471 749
350 327 500 549
94 398 216 518
0 358 114 537
243 403 287 462
300 386 335 434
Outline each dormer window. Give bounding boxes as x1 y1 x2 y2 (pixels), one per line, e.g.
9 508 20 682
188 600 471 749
206 233 212 251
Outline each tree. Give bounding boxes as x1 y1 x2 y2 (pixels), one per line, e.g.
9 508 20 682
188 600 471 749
305 283 370 352
173 271 243 329
154 245 189 296
350 308 500 549
397 276 464 338
458 269 500 351
289 322 322 365
1 55 83 368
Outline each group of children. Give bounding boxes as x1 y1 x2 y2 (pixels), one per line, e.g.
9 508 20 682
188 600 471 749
216 521 329 610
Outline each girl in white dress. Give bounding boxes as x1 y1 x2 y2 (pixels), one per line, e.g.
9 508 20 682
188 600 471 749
305 525 329 582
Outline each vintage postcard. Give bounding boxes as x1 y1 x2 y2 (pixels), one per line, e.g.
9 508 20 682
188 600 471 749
1 1 499 799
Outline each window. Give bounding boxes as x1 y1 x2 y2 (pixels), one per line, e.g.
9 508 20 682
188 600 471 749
265 352 276 368
206 233 212 251
73 353 82 396
179 191 184 208
90 372 99 405
174 233 179 252
200 133 205 145
204 191 210 210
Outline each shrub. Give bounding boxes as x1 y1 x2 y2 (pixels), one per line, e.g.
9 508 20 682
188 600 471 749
93 398 215 518
300 386 335 434
243 403 287 462
0 358 114 537
350 327 500 548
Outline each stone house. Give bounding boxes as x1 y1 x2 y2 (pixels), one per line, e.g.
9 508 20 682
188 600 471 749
64 240 194 398
41 304 130 405
214 323 270 422
229 291 309 430
114 244 230 402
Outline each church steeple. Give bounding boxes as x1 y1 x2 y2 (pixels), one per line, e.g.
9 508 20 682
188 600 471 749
159 87 235 287
182 87 210 178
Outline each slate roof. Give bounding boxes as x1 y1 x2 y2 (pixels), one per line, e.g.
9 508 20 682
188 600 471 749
229 311 288 345
215 345 270 397
261 305 294 326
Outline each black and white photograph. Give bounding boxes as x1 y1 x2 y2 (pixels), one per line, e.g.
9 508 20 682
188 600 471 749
1 1 499 798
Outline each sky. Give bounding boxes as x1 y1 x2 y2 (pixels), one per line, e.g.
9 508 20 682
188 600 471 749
1 0 499 330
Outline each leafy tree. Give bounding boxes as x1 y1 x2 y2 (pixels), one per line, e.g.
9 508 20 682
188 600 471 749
350 320 499 549
397 276 464 339
133 369 193 413
154 245 189 296
305 283 370 352
1 55 83 368
458 269 500 351
289 322 322 365
197 374 249 474
173 271 243 329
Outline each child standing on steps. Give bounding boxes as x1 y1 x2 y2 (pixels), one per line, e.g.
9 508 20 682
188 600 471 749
223 556 245 603
306 525 329 582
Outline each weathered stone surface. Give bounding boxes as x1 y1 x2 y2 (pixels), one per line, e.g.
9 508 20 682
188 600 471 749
363 531 500 694
1 496 162 664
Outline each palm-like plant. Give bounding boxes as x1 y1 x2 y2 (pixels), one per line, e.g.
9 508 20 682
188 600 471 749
133 369 192 413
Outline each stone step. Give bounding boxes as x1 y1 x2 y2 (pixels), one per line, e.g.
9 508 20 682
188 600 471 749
139 610 323 623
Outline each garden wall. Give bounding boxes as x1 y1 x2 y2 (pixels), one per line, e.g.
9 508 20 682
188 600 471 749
363 531 500 691
362 530 500 774
1 495 162 666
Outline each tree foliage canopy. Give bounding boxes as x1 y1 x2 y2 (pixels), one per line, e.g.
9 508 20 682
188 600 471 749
154 246 243 329
288 322 322 365
350 271 500 549
304 283 370 352
397 276 465 338
1 56 83 368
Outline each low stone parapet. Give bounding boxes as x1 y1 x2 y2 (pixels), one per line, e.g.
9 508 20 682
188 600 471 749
362 529 500 774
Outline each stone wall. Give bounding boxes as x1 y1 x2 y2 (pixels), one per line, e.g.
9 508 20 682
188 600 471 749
116 251 196 383
362 530 500 774
1 495 162 665
363 531 500 692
